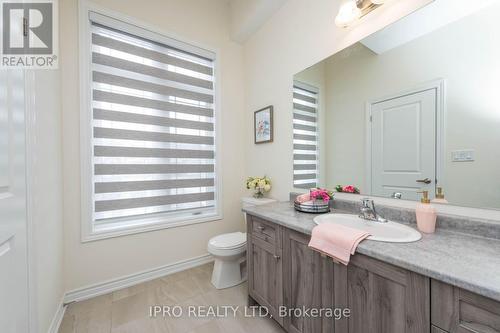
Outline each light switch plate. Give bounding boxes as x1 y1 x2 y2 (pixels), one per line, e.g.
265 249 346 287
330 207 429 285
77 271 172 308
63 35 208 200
451 150 475 162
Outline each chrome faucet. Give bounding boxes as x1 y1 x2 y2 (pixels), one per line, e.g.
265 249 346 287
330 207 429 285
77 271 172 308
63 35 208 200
359 198 388 223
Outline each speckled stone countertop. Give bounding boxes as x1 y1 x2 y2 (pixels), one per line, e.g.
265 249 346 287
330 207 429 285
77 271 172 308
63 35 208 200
243 201 500 302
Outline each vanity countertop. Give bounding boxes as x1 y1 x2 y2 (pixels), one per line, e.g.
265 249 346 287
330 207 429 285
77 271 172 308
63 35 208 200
243 201 500 302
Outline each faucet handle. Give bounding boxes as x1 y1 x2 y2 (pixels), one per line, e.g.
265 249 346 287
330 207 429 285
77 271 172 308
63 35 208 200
361 197 372 207
359 198 388 223
391 192 402 199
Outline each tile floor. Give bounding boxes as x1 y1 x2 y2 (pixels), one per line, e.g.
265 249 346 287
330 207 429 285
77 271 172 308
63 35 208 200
58 263 285 333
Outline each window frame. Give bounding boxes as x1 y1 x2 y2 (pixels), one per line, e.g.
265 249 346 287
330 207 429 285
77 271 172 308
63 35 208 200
79 1 223 242
292 80 320 190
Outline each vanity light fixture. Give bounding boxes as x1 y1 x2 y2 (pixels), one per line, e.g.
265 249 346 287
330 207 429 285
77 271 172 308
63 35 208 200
335 0 361 27
335 0 383 28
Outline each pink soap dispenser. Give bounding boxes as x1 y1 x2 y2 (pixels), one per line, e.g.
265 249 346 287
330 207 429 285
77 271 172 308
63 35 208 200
415 190 437 234
431 187 449 204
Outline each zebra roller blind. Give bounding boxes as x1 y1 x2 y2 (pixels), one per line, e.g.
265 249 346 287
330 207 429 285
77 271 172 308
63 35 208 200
89 13 217 225
293 82 319 189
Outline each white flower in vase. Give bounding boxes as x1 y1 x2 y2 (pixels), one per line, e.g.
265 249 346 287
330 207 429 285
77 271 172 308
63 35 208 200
245 176 272 198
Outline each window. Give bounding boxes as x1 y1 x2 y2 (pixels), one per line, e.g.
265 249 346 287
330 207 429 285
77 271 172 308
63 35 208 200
80 9 220 240
293 82 319 189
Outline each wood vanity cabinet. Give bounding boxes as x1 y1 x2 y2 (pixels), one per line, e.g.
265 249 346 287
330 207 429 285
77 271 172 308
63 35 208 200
247 214 498 333
247 215 284 325
282 228 335 333
247 214 429 332
431 279 500 333
333 254 430 333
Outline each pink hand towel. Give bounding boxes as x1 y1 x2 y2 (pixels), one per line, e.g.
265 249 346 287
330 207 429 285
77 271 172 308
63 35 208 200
308 223 371 265
295 193 311 203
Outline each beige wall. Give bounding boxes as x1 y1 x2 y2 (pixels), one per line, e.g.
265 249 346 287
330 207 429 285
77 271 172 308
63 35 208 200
57 0 434 299
324 44 371 191
60 0 246 291
243 0 433 201
229 0 288 43
323 3 500 208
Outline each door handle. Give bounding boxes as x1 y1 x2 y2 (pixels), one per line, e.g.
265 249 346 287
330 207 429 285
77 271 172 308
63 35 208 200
416 178 432 184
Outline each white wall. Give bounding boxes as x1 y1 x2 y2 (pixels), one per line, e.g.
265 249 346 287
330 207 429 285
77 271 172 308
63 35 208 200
27 70 65 332
60 0 246 291
243 0 433 201
322 3 500 208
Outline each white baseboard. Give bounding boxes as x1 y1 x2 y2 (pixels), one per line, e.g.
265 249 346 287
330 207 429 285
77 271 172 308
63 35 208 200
64 253 213 304
47 296 66 333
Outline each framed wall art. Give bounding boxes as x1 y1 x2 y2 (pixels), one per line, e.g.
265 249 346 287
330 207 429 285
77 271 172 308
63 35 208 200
254 106 273 144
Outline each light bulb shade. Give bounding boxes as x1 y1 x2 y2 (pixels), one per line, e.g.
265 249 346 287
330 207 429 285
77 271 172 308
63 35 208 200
335 0 362 27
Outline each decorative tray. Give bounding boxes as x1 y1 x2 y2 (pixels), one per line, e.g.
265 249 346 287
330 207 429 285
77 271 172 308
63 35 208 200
294 200 331 214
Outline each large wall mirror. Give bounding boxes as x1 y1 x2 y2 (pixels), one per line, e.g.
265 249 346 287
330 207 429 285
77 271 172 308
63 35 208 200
292 1 500 210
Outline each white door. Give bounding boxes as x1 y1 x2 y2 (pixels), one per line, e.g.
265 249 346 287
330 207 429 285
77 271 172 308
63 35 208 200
0 70 30 333
370 88 436 201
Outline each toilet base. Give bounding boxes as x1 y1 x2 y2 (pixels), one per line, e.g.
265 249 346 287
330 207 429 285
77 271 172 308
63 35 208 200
211 257 247 289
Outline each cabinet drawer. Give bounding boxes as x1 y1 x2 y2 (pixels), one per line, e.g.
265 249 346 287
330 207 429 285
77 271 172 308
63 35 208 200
251 217 277 245
432 279 500 333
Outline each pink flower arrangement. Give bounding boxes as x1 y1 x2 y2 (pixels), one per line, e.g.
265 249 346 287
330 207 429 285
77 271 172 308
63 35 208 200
310 188 334 203
335 184 360 194
343 185 356 193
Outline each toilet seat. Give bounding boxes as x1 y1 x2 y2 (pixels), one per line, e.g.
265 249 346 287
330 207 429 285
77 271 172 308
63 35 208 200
208 232 246 250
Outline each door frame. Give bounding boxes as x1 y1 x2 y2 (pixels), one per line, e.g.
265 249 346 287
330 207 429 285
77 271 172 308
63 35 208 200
364 79 446 196
25 70 38 333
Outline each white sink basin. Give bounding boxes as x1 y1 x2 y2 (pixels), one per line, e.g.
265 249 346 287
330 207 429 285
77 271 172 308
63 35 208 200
313 214 421 243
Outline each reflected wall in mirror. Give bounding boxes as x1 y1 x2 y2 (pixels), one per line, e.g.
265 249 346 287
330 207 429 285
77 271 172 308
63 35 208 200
293 1 500 209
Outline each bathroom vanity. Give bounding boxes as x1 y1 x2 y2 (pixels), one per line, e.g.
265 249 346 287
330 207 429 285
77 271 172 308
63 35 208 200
248 2 500 331
244 201 500 333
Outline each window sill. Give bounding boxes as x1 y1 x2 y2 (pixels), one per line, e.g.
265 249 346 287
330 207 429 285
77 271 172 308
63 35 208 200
81 212 223 243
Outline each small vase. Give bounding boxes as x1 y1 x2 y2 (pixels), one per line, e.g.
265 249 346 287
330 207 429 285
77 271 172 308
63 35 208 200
253 190 264 199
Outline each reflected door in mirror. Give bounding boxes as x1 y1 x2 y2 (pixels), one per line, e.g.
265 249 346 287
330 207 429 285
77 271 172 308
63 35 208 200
370 88 436 201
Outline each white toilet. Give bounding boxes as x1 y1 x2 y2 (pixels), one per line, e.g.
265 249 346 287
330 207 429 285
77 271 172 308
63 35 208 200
207 197 276 289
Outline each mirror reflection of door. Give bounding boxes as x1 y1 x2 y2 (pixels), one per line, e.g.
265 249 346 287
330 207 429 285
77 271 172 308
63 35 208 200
368 88 438 201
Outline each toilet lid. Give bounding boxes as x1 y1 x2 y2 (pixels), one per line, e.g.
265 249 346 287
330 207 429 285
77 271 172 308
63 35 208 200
209 232 246 250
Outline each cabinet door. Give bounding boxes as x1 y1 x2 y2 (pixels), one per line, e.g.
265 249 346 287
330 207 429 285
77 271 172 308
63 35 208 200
432 279 500 333
432 326 448 333
247 217 283 325
334 254 430 333
282 229 334 333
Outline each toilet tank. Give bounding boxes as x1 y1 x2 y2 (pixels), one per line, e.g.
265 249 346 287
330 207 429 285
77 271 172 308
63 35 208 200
241 197 277 224
241 197 277 209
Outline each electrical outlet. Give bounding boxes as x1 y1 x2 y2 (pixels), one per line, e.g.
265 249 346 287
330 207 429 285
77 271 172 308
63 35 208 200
451 150 475 162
